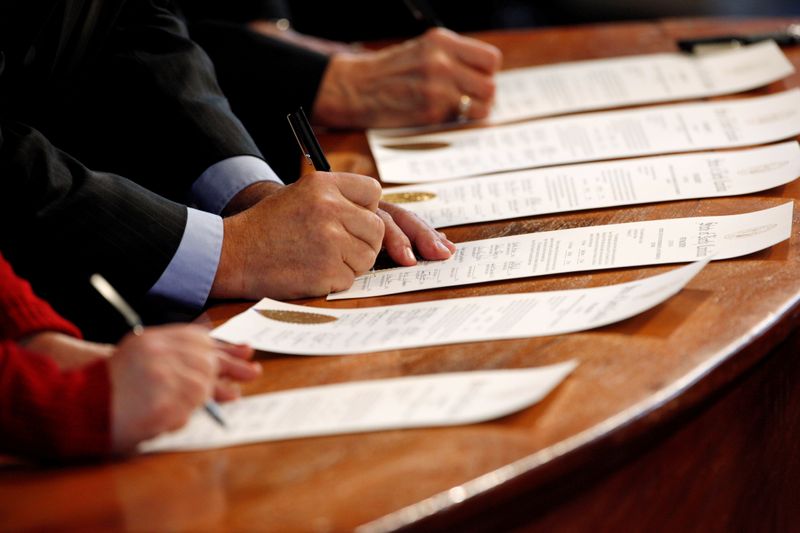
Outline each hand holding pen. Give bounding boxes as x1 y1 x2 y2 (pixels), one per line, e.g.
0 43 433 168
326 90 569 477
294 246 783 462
287 107 456 270
90 274 261 439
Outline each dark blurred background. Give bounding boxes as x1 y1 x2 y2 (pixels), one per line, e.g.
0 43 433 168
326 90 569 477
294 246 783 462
283 0 800 42
488 0 800 28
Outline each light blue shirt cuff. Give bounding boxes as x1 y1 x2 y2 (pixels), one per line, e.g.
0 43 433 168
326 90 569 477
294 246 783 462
148 208 223 309
190 155 283 214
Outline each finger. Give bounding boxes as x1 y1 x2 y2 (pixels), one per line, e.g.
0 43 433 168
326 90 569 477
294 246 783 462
379 201 455 259
331 172 382 211
429 28 502 74
338 206 385 254
424 72 492 122
377 208 416 266
172 368 215 417
216 342 255 361
328 263 360 294
214 380 242 402
216 351 262 382
438 231 456 251
173 346 219 381
451 61 496 102
342 231 382 275
463 95 493 121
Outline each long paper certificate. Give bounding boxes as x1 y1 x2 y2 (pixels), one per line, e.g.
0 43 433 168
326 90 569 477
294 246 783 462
490 41 794 124
139 361 577 453
212 260 706 356
368 89 800 183
381 142 800 228
329 203 791 300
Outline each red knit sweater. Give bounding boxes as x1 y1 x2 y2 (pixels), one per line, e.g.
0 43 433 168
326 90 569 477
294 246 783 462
0 254 111 460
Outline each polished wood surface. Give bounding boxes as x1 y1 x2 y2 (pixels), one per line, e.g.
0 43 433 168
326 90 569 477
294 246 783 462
3 18 800 532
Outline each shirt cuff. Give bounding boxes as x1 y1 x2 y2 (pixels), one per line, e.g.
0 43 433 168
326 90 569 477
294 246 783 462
190 155 283 214
147 208 223 309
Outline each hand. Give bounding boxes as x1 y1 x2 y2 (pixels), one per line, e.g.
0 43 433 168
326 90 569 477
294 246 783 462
378 201 455 266
212 172 385 300
313 28 502 128
109 325 260 453
248 19 361 56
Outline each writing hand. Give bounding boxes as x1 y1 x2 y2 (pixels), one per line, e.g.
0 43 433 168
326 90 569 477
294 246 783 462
313 28 502 128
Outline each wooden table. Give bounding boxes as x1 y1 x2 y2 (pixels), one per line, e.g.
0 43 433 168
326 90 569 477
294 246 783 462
3 18 800 532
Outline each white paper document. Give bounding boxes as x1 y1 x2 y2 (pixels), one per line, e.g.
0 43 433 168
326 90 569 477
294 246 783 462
380 142 800 228
212 260 707 356
368 89 800 183
139 361 577 453
329 203 792 300
490 41 794 124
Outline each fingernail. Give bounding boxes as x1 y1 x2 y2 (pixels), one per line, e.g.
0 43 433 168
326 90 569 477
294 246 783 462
435 241 452 255
404 246 416 263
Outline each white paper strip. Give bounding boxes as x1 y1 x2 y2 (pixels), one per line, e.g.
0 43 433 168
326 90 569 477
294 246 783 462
368 89 800 184
139 361 577 453
490 40 794 124
381 142 800 228
329 203 792 300
212 260 707 356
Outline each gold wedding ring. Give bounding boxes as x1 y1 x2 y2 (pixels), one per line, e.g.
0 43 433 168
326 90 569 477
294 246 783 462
457 94 472 122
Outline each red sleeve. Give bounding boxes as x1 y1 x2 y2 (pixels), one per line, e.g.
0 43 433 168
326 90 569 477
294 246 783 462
0 342 112 460
0 253 81 341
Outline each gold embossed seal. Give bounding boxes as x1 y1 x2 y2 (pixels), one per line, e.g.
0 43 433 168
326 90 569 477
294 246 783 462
381 191 437 203
381 141 450 150
257 309 338 324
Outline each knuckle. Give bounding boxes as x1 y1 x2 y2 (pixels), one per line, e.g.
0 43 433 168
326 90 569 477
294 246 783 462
370 213 386 242
422 54 450 79
319 221 344 244
309 195 338 221
426 27 449 44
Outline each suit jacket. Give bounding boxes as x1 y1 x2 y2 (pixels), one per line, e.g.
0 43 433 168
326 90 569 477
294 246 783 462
186 18 329 181
0 0 262 339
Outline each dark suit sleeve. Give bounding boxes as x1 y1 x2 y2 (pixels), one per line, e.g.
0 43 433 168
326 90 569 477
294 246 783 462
0 120 187 339
57 0 266 200
179 0 291 23
187 19 329 181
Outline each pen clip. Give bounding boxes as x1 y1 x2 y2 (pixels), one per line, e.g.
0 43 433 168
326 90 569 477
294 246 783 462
287 110 314 168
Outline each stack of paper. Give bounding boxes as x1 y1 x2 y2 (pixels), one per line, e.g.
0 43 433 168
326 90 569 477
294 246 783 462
163 44 797 451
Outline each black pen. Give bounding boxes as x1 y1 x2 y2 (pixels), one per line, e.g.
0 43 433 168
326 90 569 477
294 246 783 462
403 0 444 29
287 107 330 172
89 273 228 428
677 24 800 54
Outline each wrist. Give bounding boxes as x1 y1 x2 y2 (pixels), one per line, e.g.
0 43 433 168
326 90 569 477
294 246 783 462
210 213 249 300
222 181 283 216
